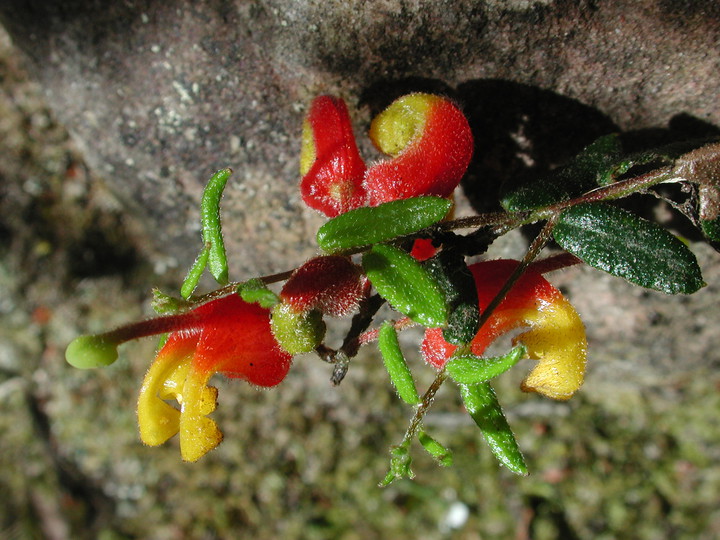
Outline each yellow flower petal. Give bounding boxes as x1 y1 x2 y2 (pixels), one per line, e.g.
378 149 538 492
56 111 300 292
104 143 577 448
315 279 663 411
137 347 192 446
518 296 587 400
179 366 223 462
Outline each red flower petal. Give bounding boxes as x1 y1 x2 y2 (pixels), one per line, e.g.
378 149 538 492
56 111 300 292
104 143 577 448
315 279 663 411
300 96 368 217
365 94 473 205
280 255 365 317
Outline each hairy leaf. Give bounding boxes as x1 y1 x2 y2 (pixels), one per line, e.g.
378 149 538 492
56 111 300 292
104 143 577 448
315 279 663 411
447 345 527 385
378 322 421 405
460 382 528 475
180 247 210 300
417 430 453 467
363 244 447 327
424 249 480 344
554 203 705 294
201 168 232 284
317 196 452 253
237 278 280 308
501 134 623 212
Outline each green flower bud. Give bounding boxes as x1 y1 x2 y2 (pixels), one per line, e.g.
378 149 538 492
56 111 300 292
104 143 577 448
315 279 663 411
65 335 119 369
270 303 326 355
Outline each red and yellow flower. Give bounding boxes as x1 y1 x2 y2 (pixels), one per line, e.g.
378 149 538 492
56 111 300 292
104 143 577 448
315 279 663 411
300 93 473 216
422 259 587 400
136 294 292 461
364 93 474 205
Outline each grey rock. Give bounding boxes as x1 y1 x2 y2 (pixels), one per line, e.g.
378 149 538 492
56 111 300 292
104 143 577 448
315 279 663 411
2 0 719 277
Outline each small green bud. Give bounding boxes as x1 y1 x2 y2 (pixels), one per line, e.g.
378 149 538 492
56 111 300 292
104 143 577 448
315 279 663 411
270 304 326 355
238 278 280 309
65 335 119 369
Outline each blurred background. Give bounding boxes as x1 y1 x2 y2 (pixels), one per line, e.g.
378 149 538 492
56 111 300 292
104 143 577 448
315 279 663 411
1 2 720 538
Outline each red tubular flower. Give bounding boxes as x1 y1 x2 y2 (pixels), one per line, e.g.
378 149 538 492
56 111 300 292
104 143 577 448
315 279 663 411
300 95 368 217
137 294 292 461
364 93 474 206
422 260 587 400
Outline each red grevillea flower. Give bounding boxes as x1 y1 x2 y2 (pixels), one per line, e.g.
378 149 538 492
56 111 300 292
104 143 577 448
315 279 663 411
364 93 474 206
300 95 368 217
422 260 587 400
137 294 292 461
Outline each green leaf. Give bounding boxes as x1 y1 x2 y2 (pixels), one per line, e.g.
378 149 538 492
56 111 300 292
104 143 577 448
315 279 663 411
424 249 480 344
363 244 447 327
180 246 210 300
460 383 528 475
237 278 280 308
446 345 527 385
701 216 720 242
417 430 453 467
317 196 452 253
201 168 232 285
554 203 705 294
378 322 421 405
501 134 623 212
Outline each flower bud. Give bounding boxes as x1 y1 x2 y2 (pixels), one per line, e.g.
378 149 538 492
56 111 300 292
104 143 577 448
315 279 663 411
280 256 365 317
270 303 326 355
65 334 119 369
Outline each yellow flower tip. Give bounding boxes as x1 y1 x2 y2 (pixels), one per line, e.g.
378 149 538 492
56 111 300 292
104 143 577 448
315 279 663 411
137 341 224 459
299 118 315 176
65 334 119 369
517 297 588 401
138 398 180 446
176 365 224 461
180 415 224 462
368 93 438 156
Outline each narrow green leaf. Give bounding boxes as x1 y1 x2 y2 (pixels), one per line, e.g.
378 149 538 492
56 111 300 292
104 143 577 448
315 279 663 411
201 167 232 285
460 383 528 475
237 278 280 308
363 244 447 327
554 203 705 294
447 345 527 385
180 246 210 300
317 196 452 253
418 430 453 467
378 322 421 405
